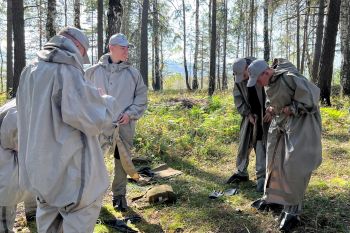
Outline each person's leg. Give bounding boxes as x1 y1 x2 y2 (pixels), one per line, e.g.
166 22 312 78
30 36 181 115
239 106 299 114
255 140 266 192
227 120 252 183
61 196 103 233
279 204 302 231
111 146 128 211
0 206 16 233
23 191 37 222
36 198 63 233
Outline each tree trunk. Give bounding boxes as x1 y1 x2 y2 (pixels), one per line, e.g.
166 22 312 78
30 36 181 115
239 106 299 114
208 0 216 96
12 0 25 97
263 0 269 62
301 0 310 74
140 0 149 86
318 0 341 106
97 0 104 59
46 0 56 41
296 0 300 70
222 0 228 90
74 0 81 29
312 0 325 84
121 0 131 36
340 0 350 95
217 35 220 90
64 0 67 26
0 44 3 92
249 0 254 57
6 0 13 96
105 0 123 53
192 0 199 90
38 0 43 49
182 0 191 90
201 32 204 89
153 0 161 91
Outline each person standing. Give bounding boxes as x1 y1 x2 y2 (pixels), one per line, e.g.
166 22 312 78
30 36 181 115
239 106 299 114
85 33 148 212
226 57 271 192
16 26 120 233
0 99 36 232
247 58 322 232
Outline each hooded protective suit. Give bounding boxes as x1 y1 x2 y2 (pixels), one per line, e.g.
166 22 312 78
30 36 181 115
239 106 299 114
263 58 322 212
85 54 147 200
16 35 120 233
0 100 37 233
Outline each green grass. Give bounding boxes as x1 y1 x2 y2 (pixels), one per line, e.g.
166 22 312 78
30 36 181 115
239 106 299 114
14 91 350 233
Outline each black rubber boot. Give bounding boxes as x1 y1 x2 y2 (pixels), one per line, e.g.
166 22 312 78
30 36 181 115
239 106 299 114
226 173 249 184
113 195 128 212
279 213 300 232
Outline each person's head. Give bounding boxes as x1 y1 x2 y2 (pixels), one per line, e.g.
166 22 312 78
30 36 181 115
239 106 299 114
247 59 273 87
232 58 253 83
58 26 90 64
108 33 133 62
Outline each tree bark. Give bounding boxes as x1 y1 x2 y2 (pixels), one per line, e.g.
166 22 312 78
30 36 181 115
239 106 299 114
222 0 228 90
249 0 254 57
97 0 104 58
6 0 13 96
140 0 149 86
296 0 300 70
105 0 123 53
340 0 350 95
46 0 56 41
263 0 270 62
318 0 341 106
301 0 310 74
312 0 325 84
182 0 191 90
12 0 26 97
74 0 81 29
192 0 199 90
153 0 161 91
208 0 216 96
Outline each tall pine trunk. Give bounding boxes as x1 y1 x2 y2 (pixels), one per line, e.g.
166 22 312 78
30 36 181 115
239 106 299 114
222 0 228 90
312 0 325 84
208 0 216 96
182 0 191 90
97 0 104 58
263 0 269 62
301 0 310 74
105 0 123 53
46 0 56 41
192 0 199 90
318 0 341 106
340 0 350 95
6 0 13 96
12 0 25 96
153 0 161 91
140 0 149 86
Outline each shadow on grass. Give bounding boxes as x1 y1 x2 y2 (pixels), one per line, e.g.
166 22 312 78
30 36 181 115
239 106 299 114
98 206 164 233
322 133 350 143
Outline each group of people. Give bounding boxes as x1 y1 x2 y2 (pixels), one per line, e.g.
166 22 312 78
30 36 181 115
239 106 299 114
0 26 147 233
228 57 322 232
0 25 322 233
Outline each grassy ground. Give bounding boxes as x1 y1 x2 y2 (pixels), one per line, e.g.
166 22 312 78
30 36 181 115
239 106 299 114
12 90 350 233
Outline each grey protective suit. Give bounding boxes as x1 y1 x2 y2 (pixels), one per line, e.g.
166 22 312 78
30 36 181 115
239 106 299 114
85 54 148 198
0 99 36 233
233 81 268 182
263 58 322 214
16 36 120 233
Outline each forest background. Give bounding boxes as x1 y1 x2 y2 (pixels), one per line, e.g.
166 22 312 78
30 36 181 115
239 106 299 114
0 0 350 232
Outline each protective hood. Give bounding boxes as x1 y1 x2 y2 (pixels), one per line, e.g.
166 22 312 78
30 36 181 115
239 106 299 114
271 58 299 80
98 54 132 72
37 35 84 71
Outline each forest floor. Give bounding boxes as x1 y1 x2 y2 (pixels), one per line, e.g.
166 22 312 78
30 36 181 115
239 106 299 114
11 91 350 233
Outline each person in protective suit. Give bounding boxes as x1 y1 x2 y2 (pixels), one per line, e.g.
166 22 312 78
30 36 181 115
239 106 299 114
247 59 322 232
0 99 36 233
227 57 271 192
85 33 147 212
16 26 121 233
